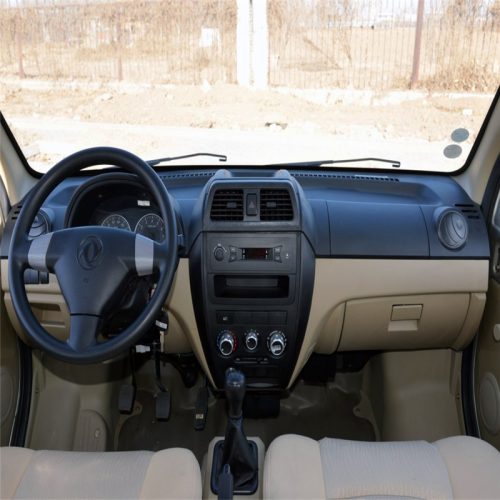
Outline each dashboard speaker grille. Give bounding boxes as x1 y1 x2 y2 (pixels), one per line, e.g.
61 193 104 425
210 190 244 221
292 173 399 182
260 189 293 221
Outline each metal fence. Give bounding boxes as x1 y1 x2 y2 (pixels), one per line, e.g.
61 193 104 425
1 0 499 92
0 0 237 84
268 0 500 91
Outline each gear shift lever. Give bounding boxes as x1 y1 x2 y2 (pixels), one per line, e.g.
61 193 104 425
217 368 258 492
225 368 245 419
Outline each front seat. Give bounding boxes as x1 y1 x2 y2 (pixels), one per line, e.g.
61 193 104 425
264 435 500 500
0 447 202 500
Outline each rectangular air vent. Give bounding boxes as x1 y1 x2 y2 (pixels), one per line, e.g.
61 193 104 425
10 204 22 221
210 190 244 221
260 189 293 221
455 203 480 220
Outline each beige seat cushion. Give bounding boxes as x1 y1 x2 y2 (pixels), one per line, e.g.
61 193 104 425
264 434 500 500
0 447 202 500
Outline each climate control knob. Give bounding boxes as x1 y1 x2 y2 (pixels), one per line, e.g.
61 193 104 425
268 331 286 356
217 330 236 356
245 330 259 351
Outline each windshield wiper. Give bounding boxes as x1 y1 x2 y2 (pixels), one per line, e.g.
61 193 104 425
147 152 227 166
266 157 401 168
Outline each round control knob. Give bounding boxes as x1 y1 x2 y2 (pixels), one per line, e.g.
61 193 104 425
268 331 286 356
217 330 236 356
245 330 259 351
214 247 225 261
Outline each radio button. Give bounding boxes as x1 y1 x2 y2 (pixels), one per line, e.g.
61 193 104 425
229 246 237 262
214 247 225 261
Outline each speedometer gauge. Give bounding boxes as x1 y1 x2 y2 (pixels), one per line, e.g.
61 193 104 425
101 214 131 231
135 214 165 242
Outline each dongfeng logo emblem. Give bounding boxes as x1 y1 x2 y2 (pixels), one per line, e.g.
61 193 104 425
77 236 104 270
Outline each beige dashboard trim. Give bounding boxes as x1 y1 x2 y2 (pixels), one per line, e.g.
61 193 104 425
1 258 215 387
2 258 489 391
289 259 489 388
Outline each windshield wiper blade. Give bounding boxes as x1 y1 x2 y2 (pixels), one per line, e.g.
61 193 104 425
266 157 401 168
147 152 227 166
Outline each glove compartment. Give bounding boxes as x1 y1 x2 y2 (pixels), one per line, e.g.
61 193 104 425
338 293 485 351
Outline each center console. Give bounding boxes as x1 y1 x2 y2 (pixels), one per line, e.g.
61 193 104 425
189 170 316 389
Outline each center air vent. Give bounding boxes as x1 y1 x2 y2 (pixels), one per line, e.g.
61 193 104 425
260 190 293 221
210 190 244 221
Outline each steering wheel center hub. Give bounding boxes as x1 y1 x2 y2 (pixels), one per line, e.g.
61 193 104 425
77 236 104 270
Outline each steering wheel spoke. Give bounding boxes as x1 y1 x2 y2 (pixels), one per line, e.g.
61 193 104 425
68 314 103 352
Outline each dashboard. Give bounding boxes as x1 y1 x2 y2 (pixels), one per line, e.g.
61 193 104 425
0 167 491 390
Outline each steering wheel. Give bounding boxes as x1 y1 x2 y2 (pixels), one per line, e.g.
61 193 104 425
8 147 178 364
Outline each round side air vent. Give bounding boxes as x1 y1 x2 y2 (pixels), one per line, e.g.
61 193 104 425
435 209 468 250
29 211 50 238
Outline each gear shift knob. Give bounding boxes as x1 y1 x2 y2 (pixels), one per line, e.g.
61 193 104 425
225 369 246 420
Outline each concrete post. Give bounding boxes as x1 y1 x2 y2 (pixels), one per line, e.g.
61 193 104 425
410 0 425 89
236 0 251 87
252 0 268 89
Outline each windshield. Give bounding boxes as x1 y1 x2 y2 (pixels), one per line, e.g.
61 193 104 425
1 0 499 173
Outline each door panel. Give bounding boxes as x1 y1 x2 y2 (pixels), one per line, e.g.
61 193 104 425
475 185 500 450
0 289 19 446
0 177 19 446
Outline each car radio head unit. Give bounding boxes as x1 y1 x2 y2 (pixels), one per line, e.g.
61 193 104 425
242 247 272 260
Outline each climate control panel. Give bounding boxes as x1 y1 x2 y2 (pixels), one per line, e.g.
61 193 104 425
216 328 287 357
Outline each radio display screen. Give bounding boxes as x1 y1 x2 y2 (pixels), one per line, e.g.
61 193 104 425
242 248 272 260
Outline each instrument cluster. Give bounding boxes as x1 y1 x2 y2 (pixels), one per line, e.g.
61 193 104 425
100 212 165 242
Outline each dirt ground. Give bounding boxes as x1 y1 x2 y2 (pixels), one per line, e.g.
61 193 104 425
0 80 494 170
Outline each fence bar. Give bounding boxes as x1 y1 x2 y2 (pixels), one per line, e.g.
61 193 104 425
16 9 25 79
116 3 123 81
410 0 425 89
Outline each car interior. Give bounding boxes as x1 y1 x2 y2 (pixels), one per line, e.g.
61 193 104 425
1 82 500 500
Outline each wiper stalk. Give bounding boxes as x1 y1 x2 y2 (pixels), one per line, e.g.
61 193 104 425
266 157 401 168
147 152 227 166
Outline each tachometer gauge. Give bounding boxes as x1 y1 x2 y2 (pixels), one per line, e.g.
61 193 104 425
135 214 165 242
101 214 131 231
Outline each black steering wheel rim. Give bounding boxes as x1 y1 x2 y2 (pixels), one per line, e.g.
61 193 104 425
8 147 178 364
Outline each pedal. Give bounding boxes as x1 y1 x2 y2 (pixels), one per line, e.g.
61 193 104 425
119 384 135 414
194 386 209 430
156 391 171 421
